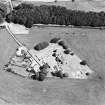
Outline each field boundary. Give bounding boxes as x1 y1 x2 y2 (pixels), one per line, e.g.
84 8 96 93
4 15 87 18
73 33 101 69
1 23 105 30
33 24 105 29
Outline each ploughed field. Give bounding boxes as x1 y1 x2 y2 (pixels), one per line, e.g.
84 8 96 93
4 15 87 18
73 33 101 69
0 26 105 105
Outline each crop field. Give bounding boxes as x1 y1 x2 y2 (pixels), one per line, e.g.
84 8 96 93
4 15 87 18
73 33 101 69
0 26 105 105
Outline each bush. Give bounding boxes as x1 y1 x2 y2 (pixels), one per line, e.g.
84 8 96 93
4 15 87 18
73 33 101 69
51 70 63 78
4 64 9 67
70 52 74 56
62 45 68 49
80 60 87 65
34 42 49 51
0 2 7 17
72 0 75 2
56 70 63 78
52 53 56 57
31 75 37 80
50 37 61 43
58 41 65 46
38 72 46 81
39 64 49 75
51 72 56 76
64 49 71 54
6 68 12 72
63 73 69 77
85 72 90 76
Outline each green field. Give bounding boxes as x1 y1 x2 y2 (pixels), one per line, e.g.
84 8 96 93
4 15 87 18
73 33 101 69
0 26 105 105
13 0 105 12
1 0 105 105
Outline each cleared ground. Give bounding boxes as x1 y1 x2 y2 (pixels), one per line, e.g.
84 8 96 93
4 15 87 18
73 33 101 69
0 26 105 105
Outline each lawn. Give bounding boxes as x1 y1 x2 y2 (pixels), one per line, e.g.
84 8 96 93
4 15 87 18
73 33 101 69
0 26 105 105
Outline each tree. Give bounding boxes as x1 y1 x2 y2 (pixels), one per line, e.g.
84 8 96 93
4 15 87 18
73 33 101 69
50 37 61 43
34 42 49 51
0 13 3 23
38 72 46 81
55 0 57 3
72 0 75 2
64 49 71 54
25 18 33 28
6 3 105 28
80 60 87 65
0 2 7 17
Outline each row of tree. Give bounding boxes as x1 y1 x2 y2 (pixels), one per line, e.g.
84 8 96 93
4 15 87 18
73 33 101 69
5 3 105 28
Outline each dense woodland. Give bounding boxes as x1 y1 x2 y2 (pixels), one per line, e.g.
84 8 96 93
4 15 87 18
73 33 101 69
0 3 7 23
5 3 105 28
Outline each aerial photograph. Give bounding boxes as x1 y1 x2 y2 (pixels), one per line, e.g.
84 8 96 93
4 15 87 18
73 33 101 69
0 0 105 105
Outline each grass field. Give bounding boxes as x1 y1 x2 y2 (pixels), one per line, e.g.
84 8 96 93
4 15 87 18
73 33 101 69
1 0 105 104
13 0 105 12
0 26 105 105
